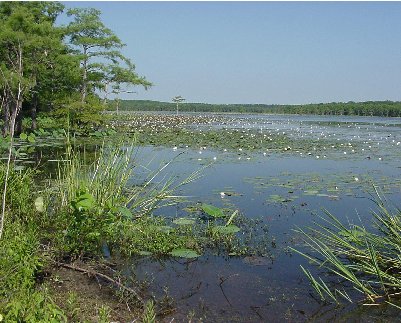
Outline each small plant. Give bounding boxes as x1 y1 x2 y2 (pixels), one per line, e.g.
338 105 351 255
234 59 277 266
97 304 111 323
66 291 80 320
293 195 401 307
142 300 156 323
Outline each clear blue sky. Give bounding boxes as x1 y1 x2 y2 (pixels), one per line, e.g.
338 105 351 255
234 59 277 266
61 1 401 105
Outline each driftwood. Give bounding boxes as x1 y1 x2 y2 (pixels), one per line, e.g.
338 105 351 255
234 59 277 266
57 262 144 304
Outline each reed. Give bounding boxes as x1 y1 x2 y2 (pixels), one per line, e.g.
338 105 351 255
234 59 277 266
293 192 401 307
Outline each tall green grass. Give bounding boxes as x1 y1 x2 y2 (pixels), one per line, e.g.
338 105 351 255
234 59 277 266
293 194 401 307
47 138 203 256
0 165 66 321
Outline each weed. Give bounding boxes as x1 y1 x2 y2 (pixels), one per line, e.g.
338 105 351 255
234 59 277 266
293 194 401 306
142 300 156 323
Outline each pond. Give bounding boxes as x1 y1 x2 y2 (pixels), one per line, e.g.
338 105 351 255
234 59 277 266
17 112 401 321
115 113 401 322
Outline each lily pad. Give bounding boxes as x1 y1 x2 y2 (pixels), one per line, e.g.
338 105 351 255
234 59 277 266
212 225 240 235
201 204 225 218
170 248 200 258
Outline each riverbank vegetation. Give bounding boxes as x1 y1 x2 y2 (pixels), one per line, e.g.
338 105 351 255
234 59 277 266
115 99 401 117
0 138 270 321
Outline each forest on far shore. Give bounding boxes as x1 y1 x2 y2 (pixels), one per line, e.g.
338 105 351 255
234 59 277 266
114 99 401 117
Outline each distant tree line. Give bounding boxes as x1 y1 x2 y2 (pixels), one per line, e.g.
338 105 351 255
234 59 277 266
114 100 401 117
0 2 150 136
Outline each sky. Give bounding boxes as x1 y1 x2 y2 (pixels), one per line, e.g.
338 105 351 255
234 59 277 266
61 1 401 105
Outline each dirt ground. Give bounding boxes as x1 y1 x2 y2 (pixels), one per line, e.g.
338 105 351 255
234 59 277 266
45 261 144 322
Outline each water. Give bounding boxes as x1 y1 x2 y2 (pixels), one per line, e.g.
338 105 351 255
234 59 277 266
114 113 401 321
25 113 401 321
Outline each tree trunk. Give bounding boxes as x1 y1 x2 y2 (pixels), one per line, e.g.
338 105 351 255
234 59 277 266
81 46 88 104
116 98 120 114
1 93 11 137
31 92 38 131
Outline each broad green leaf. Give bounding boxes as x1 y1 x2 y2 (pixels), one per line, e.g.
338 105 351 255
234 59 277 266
212 225 240 235
201 204 224 218
72 192 95 211
19 133 28 140
27 134 36 143
118 206 133 219
173 218 195 225
170 248 200 258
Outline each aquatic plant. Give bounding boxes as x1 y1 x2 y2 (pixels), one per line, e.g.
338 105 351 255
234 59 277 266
293 193 401 307
46 138 203 256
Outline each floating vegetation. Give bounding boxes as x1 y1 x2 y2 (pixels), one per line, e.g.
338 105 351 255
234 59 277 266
107 113 401 164
245 171 401 207
169 248 200 259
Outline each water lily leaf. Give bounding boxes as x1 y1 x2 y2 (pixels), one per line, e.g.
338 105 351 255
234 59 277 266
173 218 195 225
170 248 200 258
212 225 240 234
202 204 224 218
35 196 44 213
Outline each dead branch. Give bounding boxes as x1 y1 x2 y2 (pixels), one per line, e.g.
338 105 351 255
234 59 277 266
57 262 144 304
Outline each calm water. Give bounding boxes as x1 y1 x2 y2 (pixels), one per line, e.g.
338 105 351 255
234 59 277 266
27 113 401 321
121 114 401 322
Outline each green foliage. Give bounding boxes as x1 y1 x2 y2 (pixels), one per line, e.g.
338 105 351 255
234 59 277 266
0 216 66 321
212 225 241 235
53 93 106 129
115 99 401 117
170 248 200 259
294 201 401 305
115 216 191 256
0 164 35 219
201 203 225 218
0 2 150 134
97 305 111 323
0 1 68 135
66 7 150 105
142 300 156 323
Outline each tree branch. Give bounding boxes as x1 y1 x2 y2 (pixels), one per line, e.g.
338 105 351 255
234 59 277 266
57 262 144 304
